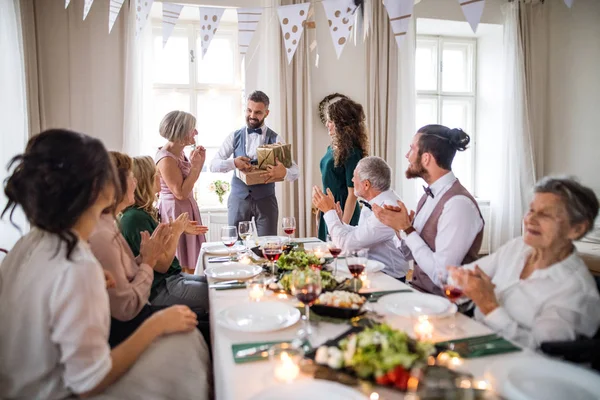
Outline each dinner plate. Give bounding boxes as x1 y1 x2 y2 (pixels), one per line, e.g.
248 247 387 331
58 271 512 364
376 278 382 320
485 353 600 400
217 302 301 333
379 292 456 317
249 379 368 400
203 243 245 255
204 263 262 281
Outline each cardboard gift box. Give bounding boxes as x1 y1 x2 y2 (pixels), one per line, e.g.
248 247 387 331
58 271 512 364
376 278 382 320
238 167 284 186
256 143 293 170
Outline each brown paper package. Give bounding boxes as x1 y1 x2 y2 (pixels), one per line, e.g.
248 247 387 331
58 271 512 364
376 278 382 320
256 143 293 170
238 167 285 186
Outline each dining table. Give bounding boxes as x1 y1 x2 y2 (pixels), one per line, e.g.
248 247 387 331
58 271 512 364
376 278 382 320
194 238 541 400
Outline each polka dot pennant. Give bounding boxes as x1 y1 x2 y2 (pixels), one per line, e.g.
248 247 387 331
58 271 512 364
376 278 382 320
277 2 311 64
135 0 154 37
321 0 357 59
199 7 226 59
384 0 415 49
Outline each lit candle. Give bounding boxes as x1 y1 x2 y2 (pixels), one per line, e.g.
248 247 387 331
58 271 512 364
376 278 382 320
369 393 379 400
239 255 252 265
277 293 289 300
449 356 463 368
274 351 300 383
248 284 264 302
474 380 489 390
360 272 370 289
414 315 434 341
313 247 325 259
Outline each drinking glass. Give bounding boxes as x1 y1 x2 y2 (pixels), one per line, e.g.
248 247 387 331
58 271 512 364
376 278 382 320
282 217 296 242
262 238 283 275
326 234 342 276
438 271 464 336
238 221 253 251
221 226 238 248
290 268 322 338
347 249 368 292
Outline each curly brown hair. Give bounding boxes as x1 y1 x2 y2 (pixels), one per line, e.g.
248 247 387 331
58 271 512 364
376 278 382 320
327 98 369 166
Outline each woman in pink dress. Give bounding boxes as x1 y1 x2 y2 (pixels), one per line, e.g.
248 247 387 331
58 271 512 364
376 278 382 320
155 110 206 272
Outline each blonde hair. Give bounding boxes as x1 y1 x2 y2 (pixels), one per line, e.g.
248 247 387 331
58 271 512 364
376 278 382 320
159 111 196 142
108 151 133 215
132 156 159 221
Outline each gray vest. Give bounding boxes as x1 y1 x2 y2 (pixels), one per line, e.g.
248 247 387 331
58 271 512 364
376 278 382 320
230 127 278 200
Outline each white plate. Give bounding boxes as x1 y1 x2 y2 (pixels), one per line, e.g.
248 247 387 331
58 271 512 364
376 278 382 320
204 263 262 281
379 292 456 317
217 302 301 333
203 244 245 255
485 354 600 400
249 380 368 400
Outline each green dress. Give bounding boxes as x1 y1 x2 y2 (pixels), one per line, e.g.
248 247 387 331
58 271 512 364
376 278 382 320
119 206 182 298
318 146 363 241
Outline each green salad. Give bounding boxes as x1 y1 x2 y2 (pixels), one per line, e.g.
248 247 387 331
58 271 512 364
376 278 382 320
279 270 337 292
277 250 321 272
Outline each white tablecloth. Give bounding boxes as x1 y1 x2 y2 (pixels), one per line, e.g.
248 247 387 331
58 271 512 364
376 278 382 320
197 240 532 400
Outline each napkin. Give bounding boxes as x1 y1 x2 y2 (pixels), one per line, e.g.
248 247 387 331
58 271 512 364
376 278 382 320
232 339 311 364
436 334 521 358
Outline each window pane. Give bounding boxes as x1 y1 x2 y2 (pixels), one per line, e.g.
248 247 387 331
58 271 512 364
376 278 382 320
142 91 191 155
194 147 234 208
196 92 242 148
416 39 438 91
197 37 235 85
441 98 474 192
153 35 189 85
416 97 438 130
441 41 474 93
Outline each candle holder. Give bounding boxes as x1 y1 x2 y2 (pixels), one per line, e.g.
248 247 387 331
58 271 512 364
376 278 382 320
269 343 303 383
246 276 269 302
413 314 434 341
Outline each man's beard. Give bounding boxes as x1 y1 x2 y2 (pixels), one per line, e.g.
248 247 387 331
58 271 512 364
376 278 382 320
405 154 428 180
246 115 264 129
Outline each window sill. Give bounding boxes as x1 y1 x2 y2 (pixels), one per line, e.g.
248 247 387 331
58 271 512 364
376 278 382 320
199 206 228 213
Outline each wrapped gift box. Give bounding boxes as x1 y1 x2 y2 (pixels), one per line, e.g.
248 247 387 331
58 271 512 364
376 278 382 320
238 167 284 186
256 143 293 170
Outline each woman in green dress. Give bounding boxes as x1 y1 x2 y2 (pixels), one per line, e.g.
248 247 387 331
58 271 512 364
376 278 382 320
318 96 369 241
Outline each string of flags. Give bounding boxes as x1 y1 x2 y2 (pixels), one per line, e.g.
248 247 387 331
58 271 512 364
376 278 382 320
64 0 579 65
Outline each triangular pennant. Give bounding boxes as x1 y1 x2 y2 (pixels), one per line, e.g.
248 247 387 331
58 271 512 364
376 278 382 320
277 3 311 64
65 0 71 9
458 0 485 34
321 0 357 59
199 7 226 58
135 0 154 37
564 0 575 7
237 7 264 60
108 0 125 33
162 3 184 47
384 0 415 49
83 0 94 20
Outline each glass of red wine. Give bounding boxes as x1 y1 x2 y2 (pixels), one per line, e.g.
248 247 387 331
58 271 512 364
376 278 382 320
282 217 296 243
438 270 464 335
326 234 342 276
347 249 368 292
262 238 283 275
221 226 238 248
290 268 322 338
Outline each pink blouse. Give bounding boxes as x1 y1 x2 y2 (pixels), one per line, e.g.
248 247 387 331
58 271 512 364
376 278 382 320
89 214 154 321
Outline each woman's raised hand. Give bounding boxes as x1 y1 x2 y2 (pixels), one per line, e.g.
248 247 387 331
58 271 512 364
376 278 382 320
139 223 171 268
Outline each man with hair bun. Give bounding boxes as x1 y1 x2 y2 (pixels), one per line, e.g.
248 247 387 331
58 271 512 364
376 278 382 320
373 125 484 297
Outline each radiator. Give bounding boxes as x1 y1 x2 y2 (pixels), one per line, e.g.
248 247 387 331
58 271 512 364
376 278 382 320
200 211 229 242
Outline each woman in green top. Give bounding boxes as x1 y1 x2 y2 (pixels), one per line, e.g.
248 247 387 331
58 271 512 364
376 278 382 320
318 96 369 240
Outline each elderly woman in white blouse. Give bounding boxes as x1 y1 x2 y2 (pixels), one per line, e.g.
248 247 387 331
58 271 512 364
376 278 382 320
449 176 600 349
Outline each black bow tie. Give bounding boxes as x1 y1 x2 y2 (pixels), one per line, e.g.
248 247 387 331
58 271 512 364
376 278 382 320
247 128 262 135
359 200 372 210
423 186 434 199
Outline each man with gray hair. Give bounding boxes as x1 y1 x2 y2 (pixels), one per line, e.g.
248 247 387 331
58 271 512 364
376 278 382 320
312 156 409 280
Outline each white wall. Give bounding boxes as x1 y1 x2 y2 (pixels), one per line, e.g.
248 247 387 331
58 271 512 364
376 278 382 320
546 0 600 194
415 0 504 24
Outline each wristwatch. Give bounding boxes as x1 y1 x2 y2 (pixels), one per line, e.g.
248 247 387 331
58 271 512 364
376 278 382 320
400 226 416 239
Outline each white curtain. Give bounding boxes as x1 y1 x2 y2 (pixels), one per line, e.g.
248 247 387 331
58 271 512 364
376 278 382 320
0 0 29 249
490 1 547 251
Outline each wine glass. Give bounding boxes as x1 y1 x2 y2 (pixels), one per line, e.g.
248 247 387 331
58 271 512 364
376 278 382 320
262 238 283 275
238 221 253 251
347 249 368 292
290 268 322 338
326 234 342 276
438 270 464 336
282 217 296 242
221 226 238 248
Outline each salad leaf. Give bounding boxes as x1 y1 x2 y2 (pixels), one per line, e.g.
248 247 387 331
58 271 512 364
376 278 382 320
279 270 337 293
277 250 321 272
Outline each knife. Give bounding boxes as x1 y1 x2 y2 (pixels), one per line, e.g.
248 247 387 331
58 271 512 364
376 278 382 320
235 344 273 358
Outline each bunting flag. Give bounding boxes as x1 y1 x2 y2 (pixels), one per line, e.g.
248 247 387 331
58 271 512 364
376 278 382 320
65 0 71 9
237 7 264 60
384 0 415 49
135 0 154 37
564 0 575 7
321 0 357 59
83 0 94 20
277 2 311 64
458 0 485 34
162 3 184 47
108 0 125 33
199 7 226 58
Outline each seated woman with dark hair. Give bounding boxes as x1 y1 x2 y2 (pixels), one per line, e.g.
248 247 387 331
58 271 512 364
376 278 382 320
450 176 600 349
0 130 211 399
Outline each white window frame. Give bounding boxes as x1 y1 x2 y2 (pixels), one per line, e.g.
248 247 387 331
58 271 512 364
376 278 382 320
416 35 478 195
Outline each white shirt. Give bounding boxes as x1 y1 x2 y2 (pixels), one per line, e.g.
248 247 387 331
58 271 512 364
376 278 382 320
467 237 600 349
209 125 300 182
324 189 409 278
397 171 483 287
0 229 112 399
